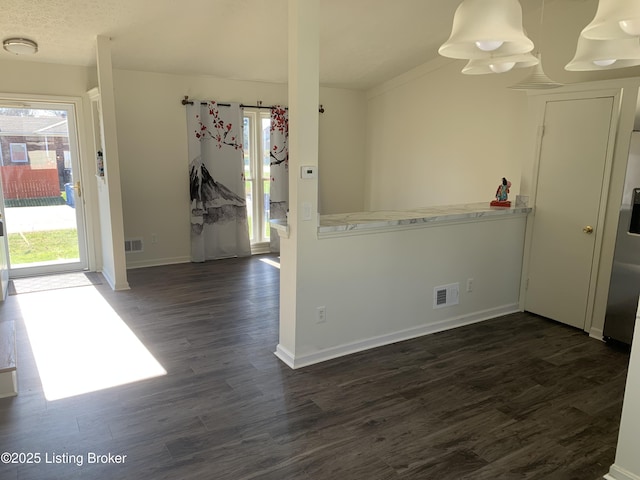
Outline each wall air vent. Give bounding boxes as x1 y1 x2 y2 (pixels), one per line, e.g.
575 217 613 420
433 283 459 309
124 238 144 253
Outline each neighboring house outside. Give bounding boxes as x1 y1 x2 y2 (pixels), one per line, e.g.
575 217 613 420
0 113 70 205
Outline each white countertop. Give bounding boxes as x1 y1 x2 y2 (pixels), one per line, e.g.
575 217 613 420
270 202 532 238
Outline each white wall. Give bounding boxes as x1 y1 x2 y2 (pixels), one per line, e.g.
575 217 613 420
318 88 367 214
366 58 528 210
0 59 95 96
112 69 367 268
277 215 527 367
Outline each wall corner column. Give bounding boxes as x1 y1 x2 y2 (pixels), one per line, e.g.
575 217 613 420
275 0 320 368
605 302 640 480
95 35 129 290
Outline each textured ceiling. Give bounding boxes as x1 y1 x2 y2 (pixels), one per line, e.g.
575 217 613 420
0 0 460 89
0 0 573 90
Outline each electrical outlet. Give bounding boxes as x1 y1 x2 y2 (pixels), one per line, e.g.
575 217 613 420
316 306 326 323
151 233 158 244
466 278 473 293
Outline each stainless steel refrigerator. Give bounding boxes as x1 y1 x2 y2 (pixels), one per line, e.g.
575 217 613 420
604 131 640 345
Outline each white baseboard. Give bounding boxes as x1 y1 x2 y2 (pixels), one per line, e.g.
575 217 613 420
275 304 520 369
100 268 116 290
126 256 191 270
605 464 640 480
98 268 130 291
126 250 274 270
1 268 8 301
274 344 296 369
590 327 604 342
251 242 270 255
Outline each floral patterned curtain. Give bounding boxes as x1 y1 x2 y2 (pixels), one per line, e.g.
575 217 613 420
269 106 289 253
186 101 251 262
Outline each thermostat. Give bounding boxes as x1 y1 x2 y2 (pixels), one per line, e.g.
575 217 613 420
300 166 317 179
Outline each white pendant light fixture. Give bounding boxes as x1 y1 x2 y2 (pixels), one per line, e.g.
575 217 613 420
581 0 640 40
462 52 539 74
2 38 38 55
439 0 534 60
565 35 640 70
509 0 562 90
509 54 563 89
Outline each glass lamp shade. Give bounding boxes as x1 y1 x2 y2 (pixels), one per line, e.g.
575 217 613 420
439 0 534 60
565 35 640 70
462 52 539 74
581 0 640 40
490 62 517 73
620 19 640 36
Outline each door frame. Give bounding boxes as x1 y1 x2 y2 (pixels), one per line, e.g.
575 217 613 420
519 86 624 335
0 92 98 276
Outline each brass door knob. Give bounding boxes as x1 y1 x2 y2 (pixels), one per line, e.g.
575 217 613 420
583 225 594 234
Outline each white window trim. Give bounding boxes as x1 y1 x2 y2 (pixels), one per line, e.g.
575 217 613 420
243 109 271 247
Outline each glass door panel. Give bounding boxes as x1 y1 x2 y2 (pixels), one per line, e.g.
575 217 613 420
261 117 271 241
0 102 87 276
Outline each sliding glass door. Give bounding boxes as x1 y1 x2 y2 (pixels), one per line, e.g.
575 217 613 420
0 101 88 276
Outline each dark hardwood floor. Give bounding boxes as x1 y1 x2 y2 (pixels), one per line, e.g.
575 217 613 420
0 255 630 479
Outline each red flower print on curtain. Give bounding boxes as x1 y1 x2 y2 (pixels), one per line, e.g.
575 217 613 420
269 105 289 253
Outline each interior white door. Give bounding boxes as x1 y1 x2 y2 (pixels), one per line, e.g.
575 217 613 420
525 96 615 329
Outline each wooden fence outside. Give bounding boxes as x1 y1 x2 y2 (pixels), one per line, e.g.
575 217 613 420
0 166 60 199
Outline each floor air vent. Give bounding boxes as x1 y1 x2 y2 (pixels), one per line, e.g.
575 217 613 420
124 238 144 253
434 283 459 309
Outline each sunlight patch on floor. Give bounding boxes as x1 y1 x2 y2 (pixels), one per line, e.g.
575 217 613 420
259 257 280 269
19 286 166 401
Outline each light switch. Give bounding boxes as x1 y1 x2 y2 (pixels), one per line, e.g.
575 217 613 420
302 202 312 221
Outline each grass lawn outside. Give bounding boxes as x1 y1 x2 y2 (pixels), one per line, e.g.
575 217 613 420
8 229 79 265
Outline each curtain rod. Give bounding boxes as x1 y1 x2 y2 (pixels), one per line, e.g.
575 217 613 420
181 96 325 113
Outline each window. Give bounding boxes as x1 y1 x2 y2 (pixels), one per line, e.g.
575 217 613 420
10 143 28 163
243 110 271 245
